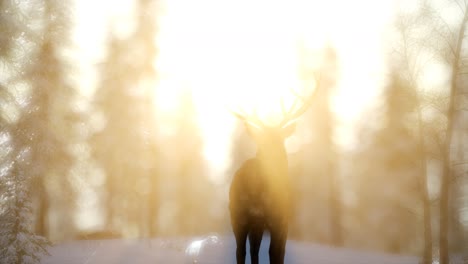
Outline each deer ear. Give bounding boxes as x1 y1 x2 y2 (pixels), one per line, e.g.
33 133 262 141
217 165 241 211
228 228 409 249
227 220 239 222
281 122 296 138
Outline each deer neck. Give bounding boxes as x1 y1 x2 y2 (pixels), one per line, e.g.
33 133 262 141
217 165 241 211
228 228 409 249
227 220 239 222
256 147 289 177
254 147 290 201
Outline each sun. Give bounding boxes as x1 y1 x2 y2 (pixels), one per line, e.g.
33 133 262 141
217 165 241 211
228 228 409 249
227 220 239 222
154 0 319 178
154 0 393 173
73 0 393 145
153 0 329 183
155 0 323 123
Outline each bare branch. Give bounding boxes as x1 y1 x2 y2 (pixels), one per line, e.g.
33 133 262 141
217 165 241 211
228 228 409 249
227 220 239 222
452 161 468 166
454 0 465 14
424 3 455 36
432 25 457 57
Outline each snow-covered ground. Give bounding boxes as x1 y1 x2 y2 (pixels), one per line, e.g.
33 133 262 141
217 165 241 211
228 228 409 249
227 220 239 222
41 234 464 264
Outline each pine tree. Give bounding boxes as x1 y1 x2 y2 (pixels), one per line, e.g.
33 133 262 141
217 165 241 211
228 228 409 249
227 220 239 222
0 0 53 262
173 92 211 235
351 72 422 253
91 0 159 236
25 0 78 239
0 141 51 264
290 44 341 244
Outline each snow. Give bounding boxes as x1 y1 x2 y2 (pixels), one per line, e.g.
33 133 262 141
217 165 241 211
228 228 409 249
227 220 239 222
38 234 439 264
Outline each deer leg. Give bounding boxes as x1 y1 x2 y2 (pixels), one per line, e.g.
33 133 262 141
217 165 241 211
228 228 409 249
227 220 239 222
278 235 287 264
233 222 248 264
248 224 264 264
269 225 287 264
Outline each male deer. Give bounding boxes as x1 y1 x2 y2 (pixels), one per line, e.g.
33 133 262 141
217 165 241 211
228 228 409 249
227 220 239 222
229 87 317 264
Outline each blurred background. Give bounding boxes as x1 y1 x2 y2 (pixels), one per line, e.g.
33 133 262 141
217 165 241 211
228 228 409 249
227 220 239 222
0 0 467 263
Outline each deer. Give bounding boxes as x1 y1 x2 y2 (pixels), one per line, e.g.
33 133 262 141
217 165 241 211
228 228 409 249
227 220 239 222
229 85 318 264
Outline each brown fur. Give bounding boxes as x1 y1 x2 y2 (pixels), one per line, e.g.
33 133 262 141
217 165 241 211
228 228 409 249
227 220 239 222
229 126 293 264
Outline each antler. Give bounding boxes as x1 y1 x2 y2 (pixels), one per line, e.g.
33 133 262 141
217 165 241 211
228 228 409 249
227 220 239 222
229 107 266 129
230 74 320 128
278 76 320 128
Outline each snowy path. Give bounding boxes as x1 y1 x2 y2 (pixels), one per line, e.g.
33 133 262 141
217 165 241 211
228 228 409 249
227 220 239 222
42 235 423 264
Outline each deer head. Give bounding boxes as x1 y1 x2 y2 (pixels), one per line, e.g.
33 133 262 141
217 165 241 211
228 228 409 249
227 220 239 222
230 84 318 183
232 86 317 151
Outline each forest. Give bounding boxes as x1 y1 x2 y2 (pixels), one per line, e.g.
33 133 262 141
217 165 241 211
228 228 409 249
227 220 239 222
0 0 467 263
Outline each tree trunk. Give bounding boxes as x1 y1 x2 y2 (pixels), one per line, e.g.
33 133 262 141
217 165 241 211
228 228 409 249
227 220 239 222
35 180 49 238
422 192 432 264
439 160 450 264
106 173 116 230
439 8 468 264
329 167 343 246
416 92 432 264
148 185 158 236
418 141 432 264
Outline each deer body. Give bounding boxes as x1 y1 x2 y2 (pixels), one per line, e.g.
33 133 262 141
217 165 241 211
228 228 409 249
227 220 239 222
230 118 306 264
230 145 292 264
228 82 317 264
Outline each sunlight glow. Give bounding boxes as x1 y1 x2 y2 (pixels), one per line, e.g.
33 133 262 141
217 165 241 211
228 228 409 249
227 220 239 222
156 0 393 156
155 0 326 173
155 0 319 125
74 0 394 185
151 0 392 174
185 239 204 257
185 235 221 261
